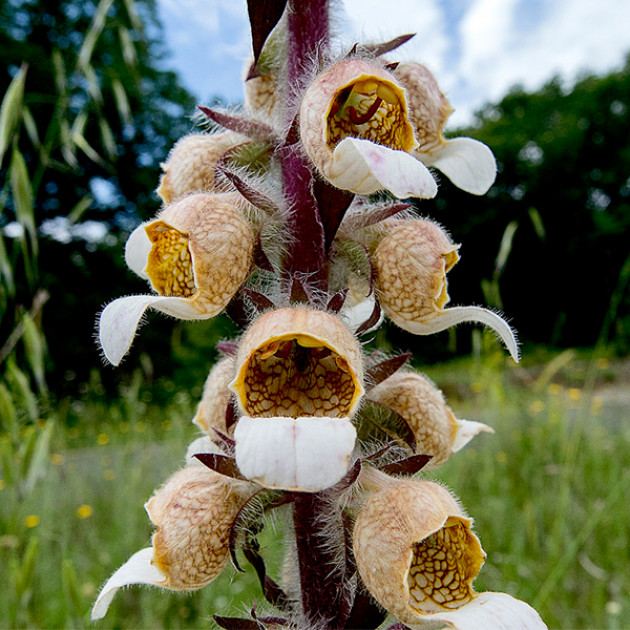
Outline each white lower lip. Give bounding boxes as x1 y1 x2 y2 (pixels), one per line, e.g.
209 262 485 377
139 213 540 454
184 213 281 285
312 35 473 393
233 415 357 492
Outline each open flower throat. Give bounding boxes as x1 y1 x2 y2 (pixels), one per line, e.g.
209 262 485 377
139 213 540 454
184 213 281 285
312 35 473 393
327 77 411 151
145 221 195 297
408 519 476 613
230 308 365 420
243 334 356 418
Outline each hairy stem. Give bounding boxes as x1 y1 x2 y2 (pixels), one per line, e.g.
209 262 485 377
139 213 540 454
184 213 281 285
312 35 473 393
293 493 348 628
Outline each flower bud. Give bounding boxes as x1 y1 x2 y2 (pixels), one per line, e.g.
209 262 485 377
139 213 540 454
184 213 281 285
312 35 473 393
244 73 278 120
192 356 237 436
99 193 254 365
92 466 252 619
299 59 437 199
394 62 497 195
368 370 492 466
373 219 519 361
157 132 244 204
229 307 365 491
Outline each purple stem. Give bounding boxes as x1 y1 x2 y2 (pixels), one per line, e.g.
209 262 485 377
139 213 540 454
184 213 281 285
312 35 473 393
280 0 330 292
293 493 348 628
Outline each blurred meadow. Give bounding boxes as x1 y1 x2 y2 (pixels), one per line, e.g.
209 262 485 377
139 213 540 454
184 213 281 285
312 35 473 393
1 0 630 628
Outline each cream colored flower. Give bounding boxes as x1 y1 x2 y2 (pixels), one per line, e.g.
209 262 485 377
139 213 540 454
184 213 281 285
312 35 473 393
99 193 254 365
394 62 497 195
192 356 237 437
244 73 278 120
367 370 492 466
156 131 245 204
373 219 519 361
299 59 437 199
91 466 253 620
229 307 365 491
353 476 548 629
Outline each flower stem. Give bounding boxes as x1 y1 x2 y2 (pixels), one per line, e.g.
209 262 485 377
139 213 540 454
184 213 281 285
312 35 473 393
280 0 330 292
293 493 349 627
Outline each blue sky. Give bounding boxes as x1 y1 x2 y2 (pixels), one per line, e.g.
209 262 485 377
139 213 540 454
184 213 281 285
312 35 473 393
156 0 630 127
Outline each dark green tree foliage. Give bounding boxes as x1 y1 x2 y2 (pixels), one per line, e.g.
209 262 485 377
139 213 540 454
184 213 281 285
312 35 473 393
420 58 630 353
0 0 197 394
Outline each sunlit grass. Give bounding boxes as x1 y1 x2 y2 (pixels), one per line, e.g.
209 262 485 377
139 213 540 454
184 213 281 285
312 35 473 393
1 349 629 629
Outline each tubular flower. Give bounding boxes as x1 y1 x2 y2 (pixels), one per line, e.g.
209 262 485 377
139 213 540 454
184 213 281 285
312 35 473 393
91 466 253 620
229 307 365 492
367 370 492 466
99 193 254 366
299 59 438 199
244 73 278 120
372 219 519 361
394 62 497 195
192 356 237 437
156 131 245 204
353 477 547 629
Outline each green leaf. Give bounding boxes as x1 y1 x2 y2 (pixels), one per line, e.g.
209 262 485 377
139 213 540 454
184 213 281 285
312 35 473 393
118 26 138 69
21 313 47 394
9 148 37 255
77 0 115 70
21 106 40 151
0 65 26 168
0 382 18 437
111 78 132 126
23 420 54 495
99 117 117 160
62 558 84 616
67 194 94 225
15 536 40 602
0 231 15 297
5 359 38 422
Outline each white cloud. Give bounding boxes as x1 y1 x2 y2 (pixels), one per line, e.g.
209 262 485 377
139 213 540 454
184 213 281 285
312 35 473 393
156 0 630 124
339 0 450 74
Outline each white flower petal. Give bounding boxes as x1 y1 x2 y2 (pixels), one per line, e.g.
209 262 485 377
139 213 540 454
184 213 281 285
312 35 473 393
186 436 223 465
99 294 208 366
389 306 520 363
451 419 494 453
418 137 497 195
331 137 438 199
124 224 152 279
234 416 357 492
408 591 548 630
91 547 166 621
339 294 383 333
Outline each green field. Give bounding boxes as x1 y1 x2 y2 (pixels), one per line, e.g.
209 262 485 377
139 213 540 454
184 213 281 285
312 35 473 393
1 348 629 629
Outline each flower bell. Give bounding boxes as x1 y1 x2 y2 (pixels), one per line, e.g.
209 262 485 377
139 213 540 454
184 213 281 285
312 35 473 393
299 58 437 199
372 218 519 361
229 307 365 492
367 370 492 466
394 62 497 195
91 466 253 620
156 131 244 204
192 356 237 437
99 193 254 365
353 476 547 629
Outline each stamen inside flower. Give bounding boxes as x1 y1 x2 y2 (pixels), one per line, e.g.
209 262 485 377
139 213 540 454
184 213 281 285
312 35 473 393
242 335 357 418
407 518 476 613
327 78 412 152
145 221 196 297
